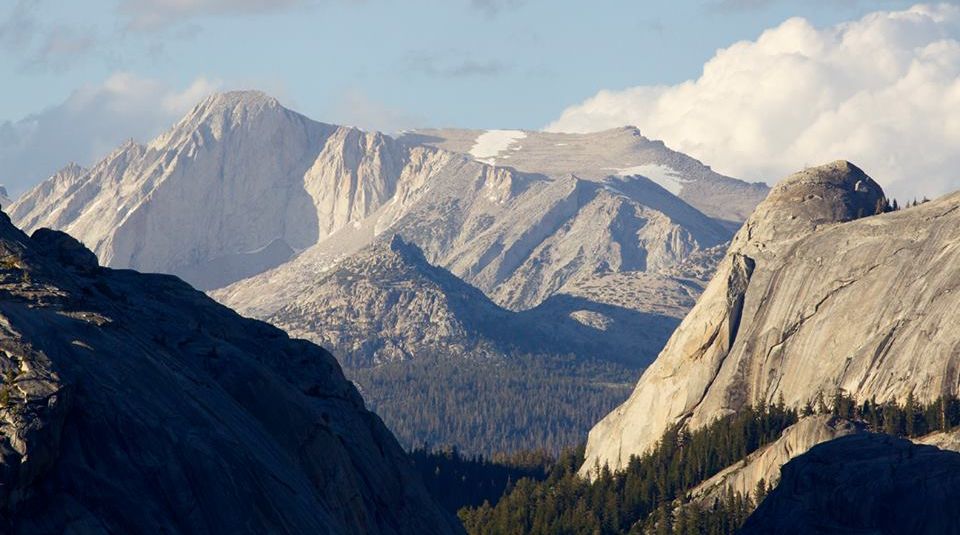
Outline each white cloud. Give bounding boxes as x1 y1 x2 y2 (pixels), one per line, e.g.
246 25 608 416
547 3 960 201
0 73 220 196
119 0 308 30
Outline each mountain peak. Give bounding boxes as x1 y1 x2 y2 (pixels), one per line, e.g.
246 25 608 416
59 162 86 175
180 90 285 128
737 160 886 249
774 160 873 192
196 90 279 112
151 90 304 149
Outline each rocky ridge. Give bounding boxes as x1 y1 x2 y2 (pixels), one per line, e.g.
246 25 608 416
400 127 769 225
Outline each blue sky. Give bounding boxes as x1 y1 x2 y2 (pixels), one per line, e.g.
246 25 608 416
0 0 923 129
2 0 958 198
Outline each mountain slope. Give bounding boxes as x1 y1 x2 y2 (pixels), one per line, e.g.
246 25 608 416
260 235 673 453
0 212 459 533
400 126 769 225
267 234 677 368
215 167 728 316
578 161 960 474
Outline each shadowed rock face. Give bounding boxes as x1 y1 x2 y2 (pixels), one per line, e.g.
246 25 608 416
741 433 960 535
581 161 914 475
0 214 460 534
688 415 865 506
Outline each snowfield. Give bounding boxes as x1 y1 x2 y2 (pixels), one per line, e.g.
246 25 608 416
469 130 527 164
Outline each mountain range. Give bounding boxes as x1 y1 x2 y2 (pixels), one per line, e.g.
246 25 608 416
7 90 769 453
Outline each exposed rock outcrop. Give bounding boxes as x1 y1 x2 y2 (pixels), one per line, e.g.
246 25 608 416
10 92 434 291
0 211 459 534
688 415 864 506
581 161 918 474
740 433 960 534
10 91 765 461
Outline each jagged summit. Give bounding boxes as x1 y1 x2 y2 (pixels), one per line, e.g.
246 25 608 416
11 89 749 301
152 90 318 150
199 89 279 107
55 162 86 177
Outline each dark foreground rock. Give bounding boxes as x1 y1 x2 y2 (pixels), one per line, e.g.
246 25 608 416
741 433 960 535
0 212 460 534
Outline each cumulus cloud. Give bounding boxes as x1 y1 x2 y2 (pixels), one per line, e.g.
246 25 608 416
118 0 308 30
547 4 960 201
0 73 220 196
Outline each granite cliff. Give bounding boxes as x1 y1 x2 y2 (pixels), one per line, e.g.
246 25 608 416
581 160 930 474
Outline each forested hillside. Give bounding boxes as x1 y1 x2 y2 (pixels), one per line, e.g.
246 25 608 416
353 355 638 455
432 392 960 534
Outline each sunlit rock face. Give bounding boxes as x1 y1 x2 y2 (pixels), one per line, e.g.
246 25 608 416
579 160 960 476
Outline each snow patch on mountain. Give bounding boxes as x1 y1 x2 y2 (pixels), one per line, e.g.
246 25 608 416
615 164 687 196
469 130 527 164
